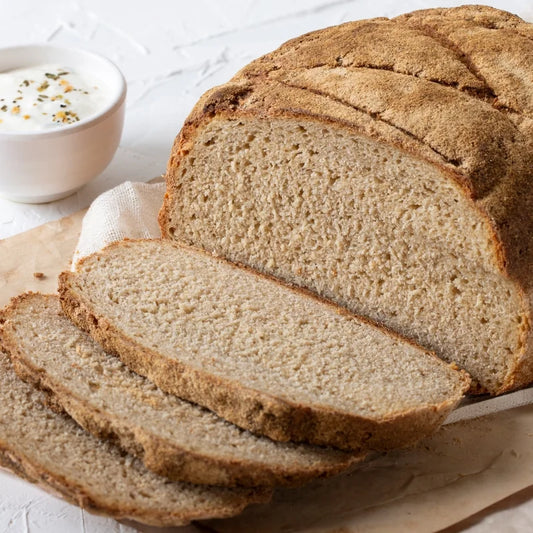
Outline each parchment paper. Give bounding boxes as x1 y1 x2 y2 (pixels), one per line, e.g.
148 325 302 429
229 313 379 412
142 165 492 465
0 209 85 307
204 406 533 533
0 210 532 533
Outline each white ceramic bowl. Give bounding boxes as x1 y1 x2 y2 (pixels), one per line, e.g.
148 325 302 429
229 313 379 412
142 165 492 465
0 45 126 203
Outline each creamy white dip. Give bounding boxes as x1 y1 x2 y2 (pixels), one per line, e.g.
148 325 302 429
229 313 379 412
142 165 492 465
0 64 110 132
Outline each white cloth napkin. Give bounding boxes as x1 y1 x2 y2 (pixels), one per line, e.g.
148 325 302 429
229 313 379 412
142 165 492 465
71 180 166 268
72 180 533 424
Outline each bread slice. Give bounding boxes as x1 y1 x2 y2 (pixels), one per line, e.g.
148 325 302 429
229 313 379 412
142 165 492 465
1 293 362 487
59 239 469 452
0 350 268 527
158 5 533 395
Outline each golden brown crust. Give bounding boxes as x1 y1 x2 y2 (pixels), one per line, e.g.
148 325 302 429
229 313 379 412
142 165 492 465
1 293 362 488
58 239 470 453
159 5 533 393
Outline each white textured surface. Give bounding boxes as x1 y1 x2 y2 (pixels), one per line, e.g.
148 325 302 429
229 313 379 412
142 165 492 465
1 0 533 531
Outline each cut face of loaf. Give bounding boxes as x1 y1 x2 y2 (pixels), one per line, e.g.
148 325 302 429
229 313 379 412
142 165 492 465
59 239 469 452
0 351 268 527
2 293 363 487
159 5 533 395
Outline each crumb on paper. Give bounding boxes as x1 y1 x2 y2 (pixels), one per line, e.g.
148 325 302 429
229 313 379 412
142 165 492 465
33 272 45 279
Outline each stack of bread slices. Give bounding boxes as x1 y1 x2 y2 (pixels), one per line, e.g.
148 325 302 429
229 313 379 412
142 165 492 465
1 4 531 527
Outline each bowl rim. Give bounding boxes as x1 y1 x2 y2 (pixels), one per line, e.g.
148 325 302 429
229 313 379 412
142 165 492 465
0 44 127 140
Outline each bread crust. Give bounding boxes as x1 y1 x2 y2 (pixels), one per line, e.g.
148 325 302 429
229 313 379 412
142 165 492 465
59 239 470 453
159 5 533 393
1 292 363 488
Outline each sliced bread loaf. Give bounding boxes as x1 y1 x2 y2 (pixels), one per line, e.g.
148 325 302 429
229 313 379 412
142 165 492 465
158 5 533 394
59 239 469 452
2 292 362 487
0 349 268 526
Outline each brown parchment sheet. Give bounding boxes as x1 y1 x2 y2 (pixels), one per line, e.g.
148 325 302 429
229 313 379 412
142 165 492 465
0 210 86 306
0 211 532 533
203 406 533 533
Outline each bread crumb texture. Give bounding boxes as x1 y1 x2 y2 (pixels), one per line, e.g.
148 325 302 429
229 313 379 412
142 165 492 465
1 292 362 488
60 239 468 451
0 347 268 526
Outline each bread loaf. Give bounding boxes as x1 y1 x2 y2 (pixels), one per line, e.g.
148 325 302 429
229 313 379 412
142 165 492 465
159 5 533 395
2 292 362 487
0 349 268 526
59 239 469 452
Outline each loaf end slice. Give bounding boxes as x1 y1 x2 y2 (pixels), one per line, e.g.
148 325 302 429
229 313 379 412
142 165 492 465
59 239 470 452
2 292 363 487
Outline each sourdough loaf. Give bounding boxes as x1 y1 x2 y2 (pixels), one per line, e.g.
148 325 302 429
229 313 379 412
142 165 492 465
158 5 533 395
2 293 362 487
0 349 268 526
59 239 469 452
